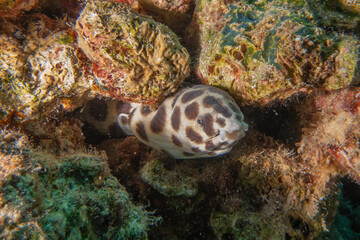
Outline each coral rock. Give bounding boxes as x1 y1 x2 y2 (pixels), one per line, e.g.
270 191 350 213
193 0 360 105
141 158 199 197
75 0 190 105
0 25 94 119
307 0 360 34
0 129 156 239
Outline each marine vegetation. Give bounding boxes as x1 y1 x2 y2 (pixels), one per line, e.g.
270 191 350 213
0 129 158 239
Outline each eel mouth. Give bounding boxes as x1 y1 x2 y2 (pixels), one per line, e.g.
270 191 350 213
226 122 248 140
226 129 244 140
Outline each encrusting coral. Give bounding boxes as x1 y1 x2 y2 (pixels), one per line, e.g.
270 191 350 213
75 0 190 105
191 0 360 105
0 129 158 239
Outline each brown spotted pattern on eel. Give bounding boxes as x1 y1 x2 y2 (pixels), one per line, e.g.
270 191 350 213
117 85 248 159
81 86 248 158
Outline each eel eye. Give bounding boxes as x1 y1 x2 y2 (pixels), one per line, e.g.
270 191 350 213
196 116 204 127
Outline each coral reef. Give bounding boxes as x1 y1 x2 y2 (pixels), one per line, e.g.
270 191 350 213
192 0 360 105
75 0 190 105
0 129 157 239
1 0 360 239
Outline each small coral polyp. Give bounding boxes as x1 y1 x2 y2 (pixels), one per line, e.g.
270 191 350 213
196 0 360 105
75 0 190 105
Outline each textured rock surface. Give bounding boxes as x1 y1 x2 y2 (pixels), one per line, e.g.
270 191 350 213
0 17 94 119
297 88 360 184
75 0 190 105
0 129 156 239
141 158 199 197
1 0 360 239
307 0 360 33
192 0 360 105
0 0 38 18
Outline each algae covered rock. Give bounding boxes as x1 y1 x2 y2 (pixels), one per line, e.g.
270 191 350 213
194 0 360 105
0 129 156 239
336 0 360 14
0 18 94 119
297 88 360 183
0 34 27 116
307 0 360 32
141 158 198 197
75 0 190 105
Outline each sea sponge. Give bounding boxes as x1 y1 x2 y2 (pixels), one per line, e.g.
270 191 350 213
75 0 190 105
0 129 157 239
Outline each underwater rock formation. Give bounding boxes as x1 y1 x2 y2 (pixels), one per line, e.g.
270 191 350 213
307 0 360 32
138 0 192 14
0 129 156 239
297 88 360 184
136 0 194 34
1 0 359 239
0 0 38 18
141 158 199 197
192 0 360 105
0 16 94 120
128 130 339 239
75 0 190 105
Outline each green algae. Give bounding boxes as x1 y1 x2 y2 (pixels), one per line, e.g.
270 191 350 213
0 130 158 239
